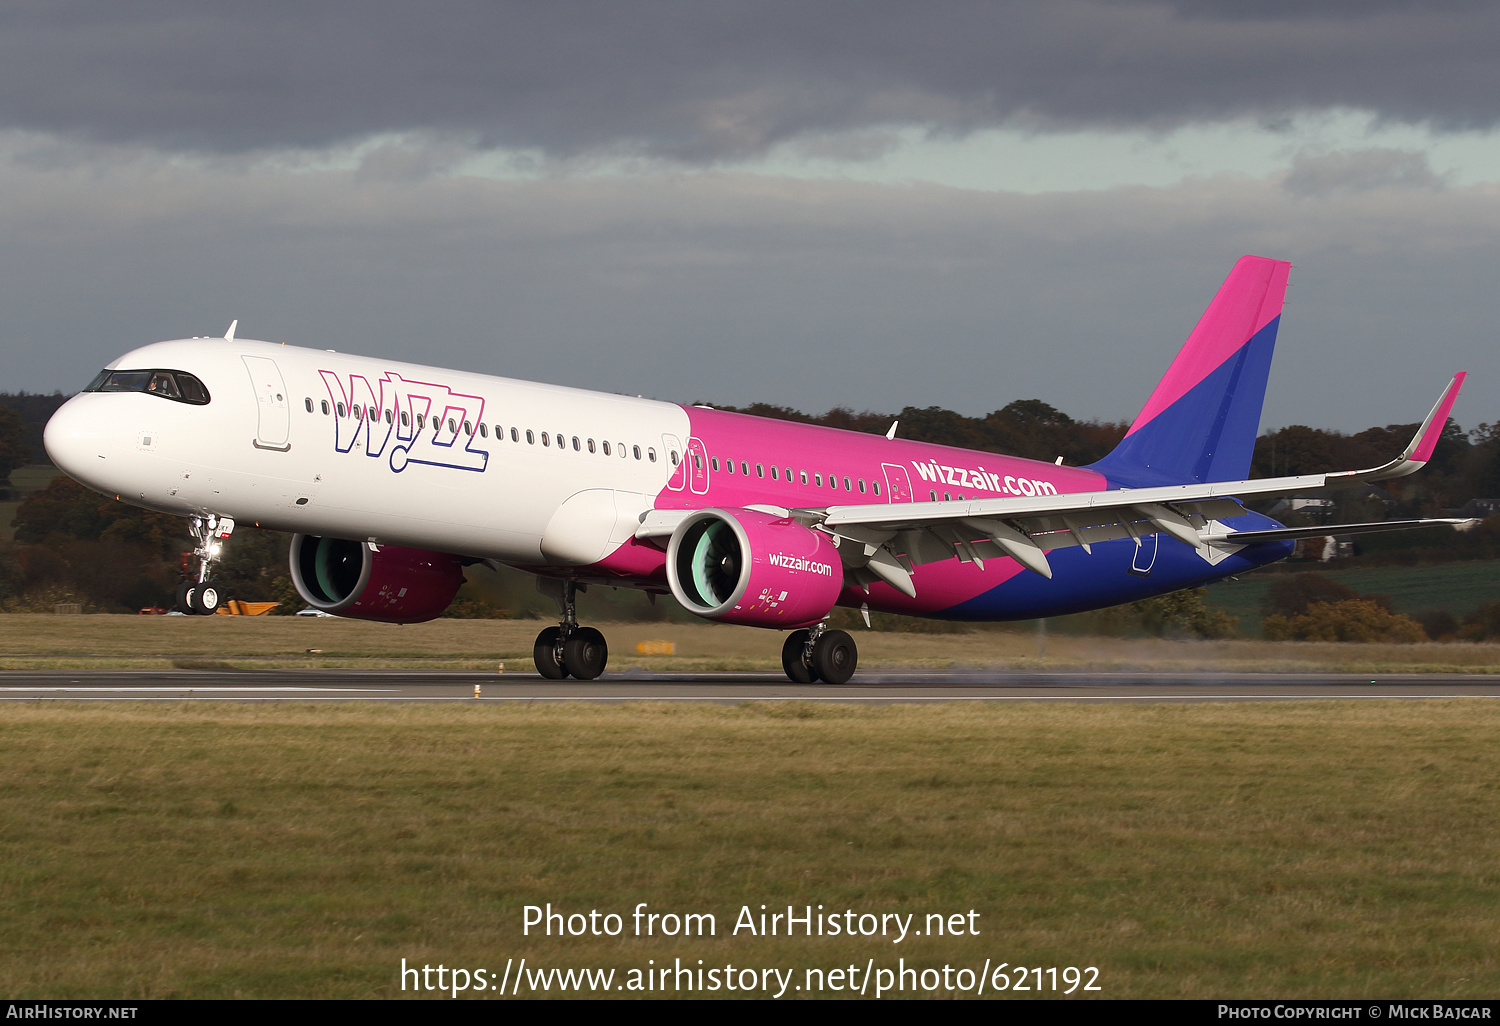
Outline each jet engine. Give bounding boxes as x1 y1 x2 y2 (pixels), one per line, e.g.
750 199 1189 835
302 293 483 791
289 534 464 623
666 508 843 628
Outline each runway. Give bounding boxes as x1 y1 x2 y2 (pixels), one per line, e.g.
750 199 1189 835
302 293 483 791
2 668 1499 702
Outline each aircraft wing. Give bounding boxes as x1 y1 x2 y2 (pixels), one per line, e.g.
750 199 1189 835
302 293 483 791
798 374 1469 596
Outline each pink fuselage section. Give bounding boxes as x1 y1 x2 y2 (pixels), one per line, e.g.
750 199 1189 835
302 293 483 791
583 406 1106 617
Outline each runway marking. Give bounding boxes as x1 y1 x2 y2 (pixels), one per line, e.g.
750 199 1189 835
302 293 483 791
0 693 1495 702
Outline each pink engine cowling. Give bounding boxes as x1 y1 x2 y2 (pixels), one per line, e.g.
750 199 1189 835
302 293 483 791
666 508 843 628
289 534 464 623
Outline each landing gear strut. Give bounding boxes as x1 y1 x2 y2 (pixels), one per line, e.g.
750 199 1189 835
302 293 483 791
781 623 858 684
175 515 234 615
532 579 609 681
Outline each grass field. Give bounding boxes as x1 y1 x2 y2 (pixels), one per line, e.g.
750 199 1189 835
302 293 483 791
1203 559 1500 635
5 613 1500 673
0 701 1497 999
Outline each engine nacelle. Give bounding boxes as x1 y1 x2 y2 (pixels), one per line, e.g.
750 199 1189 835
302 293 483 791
289 534 464 623
666 508 843 628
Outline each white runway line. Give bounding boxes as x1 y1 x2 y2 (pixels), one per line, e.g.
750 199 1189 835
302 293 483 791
0 693 1496 702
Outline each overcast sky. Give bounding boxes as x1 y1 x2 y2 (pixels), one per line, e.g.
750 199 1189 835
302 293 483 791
2 1 1499 432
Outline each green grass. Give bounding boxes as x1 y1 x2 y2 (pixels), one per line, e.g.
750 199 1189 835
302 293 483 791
0 701 1498 998
1204 559 1500 635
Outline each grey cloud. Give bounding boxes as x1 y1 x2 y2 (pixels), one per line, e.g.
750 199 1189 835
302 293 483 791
0 143 1496 432
1283 149 1446 197
0 2 1499 159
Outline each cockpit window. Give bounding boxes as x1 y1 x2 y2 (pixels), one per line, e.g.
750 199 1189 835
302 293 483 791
148 372 181 399
98 371 152 393
83 369 210 405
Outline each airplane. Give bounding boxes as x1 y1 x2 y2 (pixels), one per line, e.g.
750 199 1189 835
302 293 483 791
42 255 1469 683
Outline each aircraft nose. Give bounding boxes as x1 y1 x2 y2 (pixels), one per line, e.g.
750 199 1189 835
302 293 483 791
44 395 111 490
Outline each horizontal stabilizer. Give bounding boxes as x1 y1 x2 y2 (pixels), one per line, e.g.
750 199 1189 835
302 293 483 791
1202 518 1475 545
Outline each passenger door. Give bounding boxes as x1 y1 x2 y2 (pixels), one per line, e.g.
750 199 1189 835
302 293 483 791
243 355 291 451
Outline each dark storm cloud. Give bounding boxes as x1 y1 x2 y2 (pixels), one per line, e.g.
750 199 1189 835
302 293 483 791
1 148 1495 431
0 1 1497 158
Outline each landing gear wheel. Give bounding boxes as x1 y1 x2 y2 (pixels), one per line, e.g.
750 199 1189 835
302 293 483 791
191 581 221 615
534 626 567 679
563 627 608 681
782 629 818 683
812 629 858 685
174 582 195 614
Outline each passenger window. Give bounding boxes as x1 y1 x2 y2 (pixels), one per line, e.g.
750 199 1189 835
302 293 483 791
784 468 791 481
844 477 852 491
757 463 764 478
930 490 937 501
400 410 408 427
416 413 424 428
588 439 597 454
633 445 641 460
648 448 657 463
526 430 535 444
944 492 951 501
693 454 702 470
479 423 488 438
541 432 550 446
723 459 731 473
873 481 881 496
670 450 679 466
602 441 610 455
512 428 520 443
448 418 457 434
800 471 807 485
618 442 627 458
463 420 472 435
572 436 580 451
385 409 393 424
770 466 778 480
321 400 330 415
741 461 749 475
858 479 866 494
303 398 313 413
814 473 822 486
337 402 347 417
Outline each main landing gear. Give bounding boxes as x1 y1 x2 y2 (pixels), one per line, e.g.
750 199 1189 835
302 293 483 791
533 579 609 681
174 515 234 615
781 624 858 685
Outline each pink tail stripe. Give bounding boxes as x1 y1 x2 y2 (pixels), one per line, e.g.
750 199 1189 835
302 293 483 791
1126 256 1291 438
1410 371 1466 464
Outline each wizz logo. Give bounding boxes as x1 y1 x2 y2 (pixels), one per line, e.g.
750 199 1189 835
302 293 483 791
320 370 488 474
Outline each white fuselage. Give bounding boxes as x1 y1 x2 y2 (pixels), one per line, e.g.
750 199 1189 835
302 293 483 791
45 338 687 565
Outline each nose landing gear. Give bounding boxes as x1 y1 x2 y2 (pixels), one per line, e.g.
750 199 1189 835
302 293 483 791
174 515 234 615
532 579 609 680
781 623 858 684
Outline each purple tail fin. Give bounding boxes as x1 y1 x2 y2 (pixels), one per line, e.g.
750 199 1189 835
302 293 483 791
1087 255 1291 487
